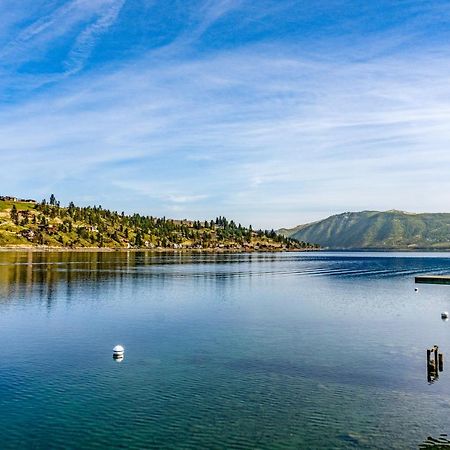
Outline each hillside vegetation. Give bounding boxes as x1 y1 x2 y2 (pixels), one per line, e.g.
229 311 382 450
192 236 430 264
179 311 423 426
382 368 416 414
279 210 450 249
0 196 316 251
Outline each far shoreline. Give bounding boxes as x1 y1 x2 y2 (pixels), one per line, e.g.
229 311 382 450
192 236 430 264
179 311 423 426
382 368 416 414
0 246 320 253
0 246 449 253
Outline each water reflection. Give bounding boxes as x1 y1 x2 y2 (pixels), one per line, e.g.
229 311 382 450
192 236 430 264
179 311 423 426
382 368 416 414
2 250 450 310
0 251 260 310
0 251 257 287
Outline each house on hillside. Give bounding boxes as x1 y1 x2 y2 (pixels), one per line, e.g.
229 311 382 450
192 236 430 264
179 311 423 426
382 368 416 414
0 196 36 203
20 230 35 241
38 223 56 234
173 219 194 226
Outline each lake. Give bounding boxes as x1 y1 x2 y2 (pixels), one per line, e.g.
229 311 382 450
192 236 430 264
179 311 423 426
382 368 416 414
1 251 450 449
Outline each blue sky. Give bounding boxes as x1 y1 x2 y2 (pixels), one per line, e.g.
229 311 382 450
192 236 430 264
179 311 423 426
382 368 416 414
1 0 450 228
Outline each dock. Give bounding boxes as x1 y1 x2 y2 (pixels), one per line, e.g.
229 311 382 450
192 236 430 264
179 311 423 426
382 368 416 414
415 275 450 285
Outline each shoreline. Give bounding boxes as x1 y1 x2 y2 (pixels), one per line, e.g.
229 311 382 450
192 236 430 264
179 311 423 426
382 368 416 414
0 246 448 253
0 246 319 253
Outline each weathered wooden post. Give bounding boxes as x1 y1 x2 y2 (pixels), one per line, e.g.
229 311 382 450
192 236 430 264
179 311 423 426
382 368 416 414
427 348 434 383
427 346 441 383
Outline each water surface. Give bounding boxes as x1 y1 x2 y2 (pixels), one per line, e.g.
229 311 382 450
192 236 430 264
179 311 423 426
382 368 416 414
1 251 450 449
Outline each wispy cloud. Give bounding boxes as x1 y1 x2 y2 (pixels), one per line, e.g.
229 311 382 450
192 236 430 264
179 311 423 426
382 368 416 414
167 194 208 204
0 0 125 90
64 0 125 74
0 1 78 57
195 0 244 36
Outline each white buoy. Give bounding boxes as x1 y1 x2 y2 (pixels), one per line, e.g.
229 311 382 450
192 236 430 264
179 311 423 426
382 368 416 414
441 312 449 320
414 287 419 292
113 345 125 359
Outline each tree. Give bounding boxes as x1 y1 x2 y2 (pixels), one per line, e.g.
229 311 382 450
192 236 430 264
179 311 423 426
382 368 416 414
135 231 143 247
49 194 56 206
10 205 18 224
36 231 45 245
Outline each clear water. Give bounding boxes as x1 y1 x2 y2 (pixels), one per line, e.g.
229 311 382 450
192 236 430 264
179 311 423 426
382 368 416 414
1 251 450 449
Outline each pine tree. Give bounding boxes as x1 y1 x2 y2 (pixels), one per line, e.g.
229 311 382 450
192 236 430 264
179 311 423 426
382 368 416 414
135 231 143 247
10 205 18 224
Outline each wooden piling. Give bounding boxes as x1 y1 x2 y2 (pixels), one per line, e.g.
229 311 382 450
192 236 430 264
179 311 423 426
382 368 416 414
427 346 442 383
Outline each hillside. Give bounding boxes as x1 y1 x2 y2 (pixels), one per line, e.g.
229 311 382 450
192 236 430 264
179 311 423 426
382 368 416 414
0 195 316 251
279 210 450 249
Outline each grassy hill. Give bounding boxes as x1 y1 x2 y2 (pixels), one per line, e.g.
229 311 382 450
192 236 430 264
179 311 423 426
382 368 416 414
279 210 450 250
0 196 316 251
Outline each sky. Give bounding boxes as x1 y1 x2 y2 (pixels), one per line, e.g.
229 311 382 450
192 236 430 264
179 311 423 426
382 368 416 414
1 1 450 229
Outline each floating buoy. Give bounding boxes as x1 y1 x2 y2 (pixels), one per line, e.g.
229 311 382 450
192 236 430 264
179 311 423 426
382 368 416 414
415 287 419 292
441 312 449 320
113 345 125 360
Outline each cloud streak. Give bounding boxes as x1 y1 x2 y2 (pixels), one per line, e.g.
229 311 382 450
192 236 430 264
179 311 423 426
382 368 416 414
64 0 125 74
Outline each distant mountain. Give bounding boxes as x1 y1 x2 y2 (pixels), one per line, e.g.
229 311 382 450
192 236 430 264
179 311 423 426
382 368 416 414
279 210 450 249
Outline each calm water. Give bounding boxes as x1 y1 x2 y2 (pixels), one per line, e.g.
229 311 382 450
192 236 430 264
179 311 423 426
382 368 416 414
1 251 450 449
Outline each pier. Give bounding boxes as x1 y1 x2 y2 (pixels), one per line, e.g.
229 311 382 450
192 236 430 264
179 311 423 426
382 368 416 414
415 275 450 285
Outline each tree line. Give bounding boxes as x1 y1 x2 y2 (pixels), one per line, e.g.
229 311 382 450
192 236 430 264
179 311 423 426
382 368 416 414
9 195 317 250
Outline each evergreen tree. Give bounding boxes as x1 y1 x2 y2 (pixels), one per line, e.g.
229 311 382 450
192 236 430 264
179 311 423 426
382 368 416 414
135 231 143 247
10 205 18 224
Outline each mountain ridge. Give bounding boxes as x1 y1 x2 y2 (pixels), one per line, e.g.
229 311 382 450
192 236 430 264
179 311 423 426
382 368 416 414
279 210 450 249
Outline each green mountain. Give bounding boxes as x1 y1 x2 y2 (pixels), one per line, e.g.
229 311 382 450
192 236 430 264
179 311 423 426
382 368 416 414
279 210 450 249
0 195 314 251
